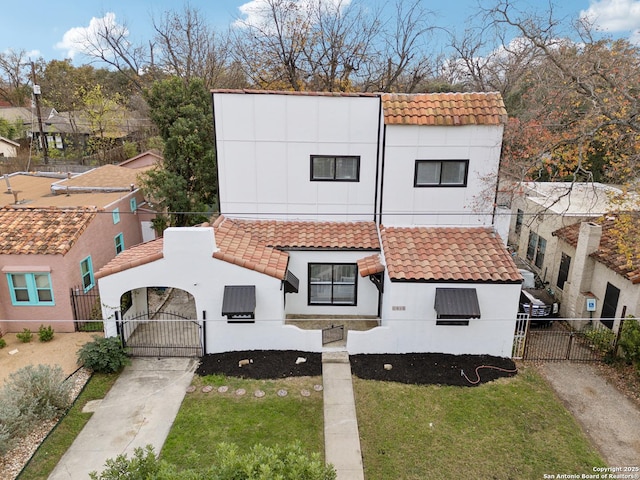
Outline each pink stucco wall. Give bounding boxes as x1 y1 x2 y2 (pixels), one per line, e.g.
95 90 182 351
0 192 144 333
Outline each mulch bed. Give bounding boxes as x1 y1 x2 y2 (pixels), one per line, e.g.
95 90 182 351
196 350 517 387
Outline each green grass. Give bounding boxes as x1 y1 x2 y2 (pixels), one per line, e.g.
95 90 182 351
18 373 119 480
161 374 325 471
354 366 606 480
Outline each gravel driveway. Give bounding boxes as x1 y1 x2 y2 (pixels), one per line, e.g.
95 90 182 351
538 362 640 467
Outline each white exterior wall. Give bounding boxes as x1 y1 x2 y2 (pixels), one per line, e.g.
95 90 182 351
99 227 321 352
284 250 380 316
214 93 381 221
381 124 503 227
349 281 520 357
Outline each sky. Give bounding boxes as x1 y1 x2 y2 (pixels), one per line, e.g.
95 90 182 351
2 0 640 65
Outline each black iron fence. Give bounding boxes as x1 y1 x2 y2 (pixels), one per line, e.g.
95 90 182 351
70 286 103 332
521 321 612 362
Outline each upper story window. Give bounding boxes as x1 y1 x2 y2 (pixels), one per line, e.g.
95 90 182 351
112 208 120 224
310 155 360 181
130 198 138 212
7 273 54 306
80 256 95 292
414 160 468 187
526 231 546 269
114 233 125 255
515 209 524 234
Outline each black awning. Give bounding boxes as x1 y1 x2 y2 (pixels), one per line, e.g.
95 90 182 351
284 270 299 294
434 288 481 319
222 285 256 320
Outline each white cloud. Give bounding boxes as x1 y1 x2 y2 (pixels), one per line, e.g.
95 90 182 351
580 0 640 32
55 13 128 59
234 0 350 28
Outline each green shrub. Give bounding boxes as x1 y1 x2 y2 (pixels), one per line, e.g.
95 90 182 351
584 325 615 355
90 443 336 480
16 328 33 343
77 336 130 373
0 338 6 349
38 324 55 342
619 317 640 370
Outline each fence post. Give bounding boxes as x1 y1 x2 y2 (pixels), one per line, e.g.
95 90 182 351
566 332 574 360
613 306 627 357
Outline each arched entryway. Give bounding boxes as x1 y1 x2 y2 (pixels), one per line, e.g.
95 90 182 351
118 287 202 357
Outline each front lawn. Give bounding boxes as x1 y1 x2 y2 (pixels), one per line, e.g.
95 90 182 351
161 374 325 471
354 366 605 479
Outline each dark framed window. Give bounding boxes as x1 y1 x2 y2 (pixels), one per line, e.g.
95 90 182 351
526 231 547 269
556 253 571 289
515 209 524 234
414 160 468 187
7 273 54 306
310 155 360 181
308 263 357 305
80 256 95 292
114 233 125 255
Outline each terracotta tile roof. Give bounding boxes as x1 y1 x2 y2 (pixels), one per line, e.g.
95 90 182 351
357 254 385 277
0 206 97 255
212 216 290 280
381 92 508 126
232 218 380 250
95 238 164 280
554 215 640 284
96 217 291 281
380 226 521 282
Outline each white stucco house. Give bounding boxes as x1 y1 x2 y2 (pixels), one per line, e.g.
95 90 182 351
96 90 522 357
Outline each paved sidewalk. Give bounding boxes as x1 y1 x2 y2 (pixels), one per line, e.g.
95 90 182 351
49 357 197 480
322 351 365 480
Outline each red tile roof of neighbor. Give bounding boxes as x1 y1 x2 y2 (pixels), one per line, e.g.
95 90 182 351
232 218 380 250
554 215 640 284
380 226 522 283
0 206 98 255
381 92 508 126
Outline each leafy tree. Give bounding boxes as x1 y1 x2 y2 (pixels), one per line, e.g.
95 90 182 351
141 77 217 227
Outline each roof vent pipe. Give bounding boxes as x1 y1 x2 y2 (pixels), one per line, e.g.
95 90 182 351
4 174 12 193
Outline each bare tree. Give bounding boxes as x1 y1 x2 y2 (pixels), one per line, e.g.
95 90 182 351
232 0 312 90
363 0 437 93
0 49 35 106
152 4 235 89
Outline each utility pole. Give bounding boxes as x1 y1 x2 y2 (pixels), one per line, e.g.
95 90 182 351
31 61 49 164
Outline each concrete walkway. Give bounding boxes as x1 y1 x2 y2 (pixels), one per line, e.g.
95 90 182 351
322 351 365 480
49 357 197 480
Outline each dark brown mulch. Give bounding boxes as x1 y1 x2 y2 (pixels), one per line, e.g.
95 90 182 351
196 350 518 386
350 353 517 387
196 350 323 379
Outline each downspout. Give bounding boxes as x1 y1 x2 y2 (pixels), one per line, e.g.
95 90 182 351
373 96 383 223
378 124 387 226
211 91 221 215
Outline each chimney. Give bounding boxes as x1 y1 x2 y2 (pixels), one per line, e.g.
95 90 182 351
574 222 602 294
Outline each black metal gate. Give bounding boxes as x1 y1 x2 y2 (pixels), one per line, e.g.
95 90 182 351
70 286 103 332
119 311 203 357
522 322 607 362
322 324 345 345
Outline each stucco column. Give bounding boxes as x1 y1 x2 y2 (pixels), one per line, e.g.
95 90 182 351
564 222 602 323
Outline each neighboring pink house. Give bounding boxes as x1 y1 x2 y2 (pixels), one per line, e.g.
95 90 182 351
118 150 163 170
0 165 155 333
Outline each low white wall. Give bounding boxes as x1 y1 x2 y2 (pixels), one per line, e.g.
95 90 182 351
205 323 322 353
